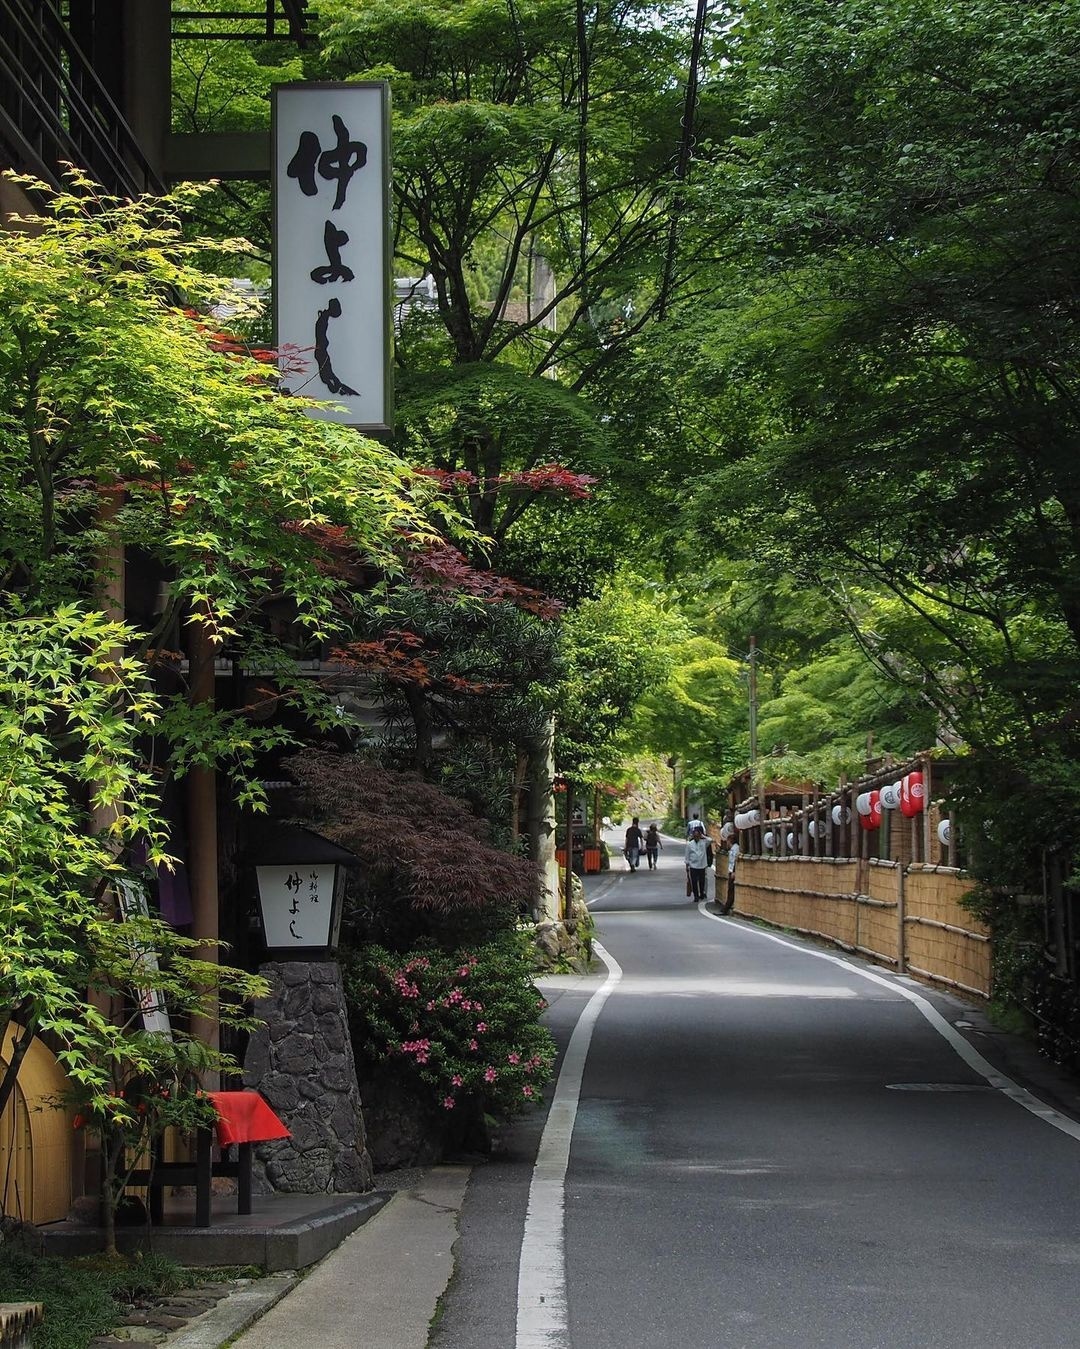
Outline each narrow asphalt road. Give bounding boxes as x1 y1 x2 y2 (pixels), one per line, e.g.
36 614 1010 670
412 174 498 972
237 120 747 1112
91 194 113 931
430 834 1080 1349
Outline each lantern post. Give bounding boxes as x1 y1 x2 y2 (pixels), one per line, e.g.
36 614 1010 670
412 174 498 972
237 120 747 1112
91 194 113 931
241 822 372 1195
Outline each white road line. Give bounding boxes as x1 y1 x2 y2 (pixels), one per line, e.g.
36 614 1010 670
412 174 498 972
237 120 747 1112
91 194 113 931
699 906 1080 1144
515 941 622 1348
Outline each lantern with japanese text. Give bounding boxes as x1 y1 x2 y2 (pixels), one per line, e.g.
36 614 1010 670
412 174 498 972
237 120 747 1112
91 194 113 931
880 782 902 810
831 804 851 826
937 819 951 846
860 790 882 830
248 823 357 959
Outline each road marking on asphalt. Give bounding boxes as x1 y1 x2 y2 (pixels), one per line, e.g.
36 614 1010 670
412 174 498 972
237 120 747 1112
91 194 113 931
516 940 622 1349
613 975 858 998
699 907 1080 1144
585 873 624 907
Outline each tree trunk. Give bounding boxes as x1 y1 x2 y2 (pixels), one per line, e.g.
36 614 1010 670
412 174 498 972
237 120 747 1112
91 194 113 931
102 1132 122 1258
510 751 527 840
404 685 434 774
0 1023 34 1122
525 721 558 922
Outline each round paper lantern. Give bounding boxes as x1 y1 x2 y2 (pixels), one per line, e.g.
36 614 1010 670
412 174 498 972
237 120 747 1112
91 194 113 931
856 792 873 816
720 822 735 841
860 790 881 830
831 804 851 826
748 809 761 826
880 781 902 810
763 830 776 849
900 771 925 818
734 811 748 831
937 818 951 846
786 832 796 851
807 819 818 838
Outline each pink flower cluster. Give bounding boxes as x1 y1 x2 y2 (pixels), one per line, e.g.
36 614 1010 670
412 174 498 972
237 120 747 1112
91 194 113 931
443 987 483 1013
399 1038 431 1065
391 957 431 1001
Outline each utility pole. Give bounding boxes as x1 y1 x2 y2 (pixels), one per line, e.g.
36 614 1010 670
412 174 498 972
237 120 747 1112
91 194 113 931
748 634 758 768
563 779 574 923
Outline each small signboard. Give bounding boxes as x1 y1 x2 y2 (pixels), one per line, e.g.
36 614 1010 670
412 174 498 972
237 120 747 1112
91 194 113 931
272 81 392 433
115 880 173 1040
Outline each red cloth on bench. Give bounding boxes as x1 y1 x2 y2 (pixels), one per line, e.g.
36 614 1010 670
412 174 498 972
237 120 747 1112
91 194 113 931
206 1090 291 1147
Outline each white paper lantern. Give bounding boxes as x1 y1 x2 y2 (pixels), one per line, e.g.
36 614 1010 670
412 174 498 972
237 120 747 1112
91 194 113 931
856 792 873 816
937 819 951 846
734 811 748 831
748 809 761 826
831 804 851 826
808 819 818 837
786 832 796 851
763 830 776 849
880 782 902 810
720 822 734 841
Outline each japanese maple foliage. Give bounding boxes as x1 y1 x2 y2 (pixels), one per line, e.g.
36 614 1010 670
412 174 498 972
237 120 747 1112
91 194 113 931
283 749 541 947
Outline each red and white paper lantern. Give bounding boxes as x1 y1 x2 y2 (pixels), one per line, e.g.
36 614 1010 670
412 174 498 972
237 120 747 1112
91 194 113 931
900 771 925 818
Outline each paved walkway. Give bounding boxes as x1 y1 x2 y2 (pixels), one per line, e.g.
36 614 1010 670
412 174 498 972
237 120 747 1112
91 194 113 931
230 1167 469 1349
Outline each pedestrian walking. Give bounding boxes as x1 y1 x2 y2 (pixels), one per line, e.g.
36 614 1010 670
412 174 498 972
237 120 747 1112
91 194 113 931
722 837 740 913
685 823 712 902
624 817 644 871
685 811 706 839
644 823 662 869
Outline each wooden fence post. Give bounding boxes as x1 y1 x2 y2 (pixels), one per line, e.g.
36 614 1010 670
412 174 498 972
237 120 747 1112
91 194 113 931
896 861 907 975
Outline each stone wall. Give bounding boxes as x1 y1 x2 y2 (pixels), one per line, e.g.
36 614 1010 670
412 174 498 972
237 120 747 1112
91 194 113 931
243 961 373 1194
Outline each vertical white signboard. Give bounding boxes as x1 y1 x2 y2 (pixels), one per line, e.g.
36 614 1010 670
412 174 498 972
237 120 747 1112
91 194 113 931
273 82 392 434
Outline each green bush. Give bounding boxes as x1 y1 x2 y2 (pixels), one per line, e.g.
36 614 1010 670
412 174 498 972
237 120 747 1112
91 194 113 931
343 931 556 1122
0 1244 199 1349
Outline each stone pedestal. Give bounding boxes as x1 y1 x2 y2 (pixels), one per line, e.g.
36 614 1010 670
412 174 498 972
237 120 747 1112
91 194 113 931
243 961 373 1194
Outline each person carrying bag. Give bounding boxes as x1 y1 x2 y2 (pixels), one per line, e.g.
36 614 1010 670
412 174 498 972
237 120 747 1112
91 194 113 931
684 823 710 903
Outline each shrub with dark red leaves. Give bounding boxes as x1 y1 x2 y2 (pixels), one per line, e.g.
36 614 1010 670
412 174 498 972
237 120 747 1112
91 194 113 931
282 749 541 949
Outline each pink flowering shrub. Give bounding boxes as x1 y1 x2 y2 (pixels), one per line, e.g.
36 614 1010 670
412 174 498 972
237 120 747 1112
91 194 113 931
343 932 555 1123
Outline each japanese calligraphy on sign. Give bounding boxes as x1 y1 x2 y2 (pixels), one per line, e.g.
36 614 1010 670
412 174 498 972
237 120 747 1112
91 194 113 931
255 864 338 950
273 83 391 432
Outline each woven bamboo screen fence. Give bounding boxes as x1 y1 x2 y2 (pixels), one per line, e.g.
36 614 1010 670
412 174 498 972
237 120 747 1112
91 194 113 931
733 856 990 999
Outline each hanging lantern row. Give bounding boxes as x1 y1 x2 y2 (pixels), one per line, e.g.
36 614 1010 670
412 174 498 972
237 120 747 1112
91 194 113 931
729 770 929 853
728 769 931 854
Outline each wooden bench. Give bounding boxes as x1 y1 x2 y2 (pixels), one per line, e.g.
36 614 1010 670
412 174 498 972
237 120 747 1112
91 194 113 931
127 1090 289 1228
